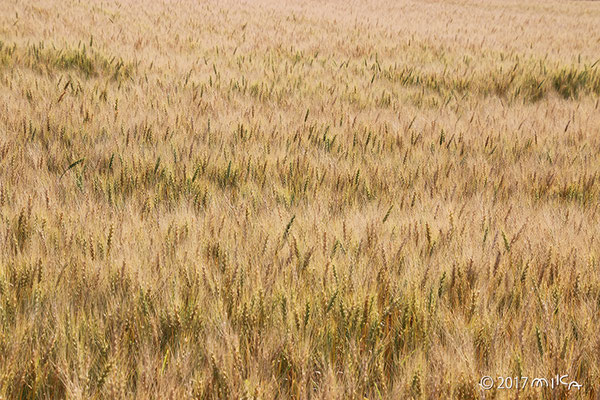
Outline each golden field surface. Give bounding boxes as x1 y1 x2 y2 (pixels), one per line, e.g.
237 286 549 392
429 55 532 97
1 0 600 398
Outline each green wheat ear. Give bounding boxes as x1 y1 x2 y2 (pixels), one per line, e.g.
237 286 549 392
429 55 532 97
283 215 295 239
382 205 393 223
59 158 84 180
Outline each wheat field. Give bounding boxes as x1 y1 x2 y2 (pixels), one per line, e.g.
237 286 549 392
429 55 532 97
1 0 600 398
